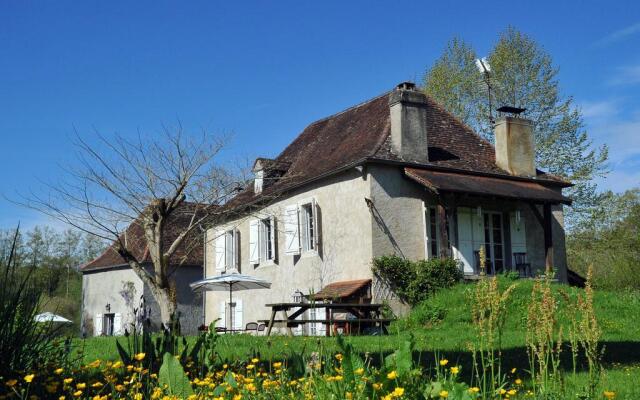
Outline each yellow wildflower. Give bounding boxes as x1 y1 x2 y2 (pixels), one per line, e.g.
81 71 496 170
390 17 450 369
73 391 82 397
515 378 522 385
373 383 382 391
273 362 282 368
450 366 460 375
439 359 449 366
511 367 516 374
499 388 507 395
508 389 517 395
335 354 343 361
387 370 398 380
439 390 449 398
6 379 18 387
251 358 259 363
91 382 103 388
76 383 86 390
392 387 405 397
355 367 364 375
54 368 64 375
346 392 353 399
63 378 73 385
115 384 125 392
604 391 616 400
246 364 255 370
24 374 35 383
134 353 146 361
469 387 480 393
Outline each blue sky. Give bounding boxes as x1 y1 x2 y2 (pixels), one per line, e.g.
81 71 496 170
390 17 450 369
1 1 639 230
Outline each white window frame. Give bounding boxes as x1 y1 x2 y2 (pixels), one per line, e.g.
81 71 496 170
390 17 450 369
250 216 276 267
423 203 449 259
284 199 320 257
214 228 239 273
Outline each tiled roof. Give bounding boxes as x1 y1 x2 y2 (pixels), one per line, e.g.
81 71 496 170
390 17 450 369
221 87 570 212
80 203 205 272
404 168 572 204
312 279 372 300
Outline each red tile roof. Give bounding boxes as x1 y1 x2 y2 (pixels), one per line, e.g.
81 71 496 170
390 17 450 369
404 168 572 204
222 88 569 212
312 279 372 300
81 203 205 272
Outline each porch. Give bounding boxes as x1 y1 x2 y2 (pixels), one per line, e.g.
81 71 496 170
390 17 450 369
405 168 571 279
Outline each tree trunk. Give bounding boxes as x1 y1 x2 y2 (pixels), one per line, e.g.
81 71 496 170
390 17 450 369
148 284 177 331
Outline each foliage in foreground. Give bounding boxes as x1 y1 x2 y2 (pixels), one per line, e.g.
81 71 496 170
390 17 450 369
3 270 633 399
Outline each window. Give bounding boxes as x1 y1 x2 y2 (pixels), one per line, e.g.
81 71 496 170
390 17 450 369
301 203 315 252
424 206 450 259
215 229 238 272
249 217 276 265
482 213 504 275
284 200 320 255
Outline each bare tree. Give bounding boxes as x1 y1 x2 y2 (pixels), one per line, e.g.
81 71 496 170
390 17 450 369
19 126 244 328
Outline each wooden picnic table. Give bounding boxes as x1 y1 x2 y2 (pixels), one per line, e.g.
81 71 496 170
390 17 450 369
259 302 393 336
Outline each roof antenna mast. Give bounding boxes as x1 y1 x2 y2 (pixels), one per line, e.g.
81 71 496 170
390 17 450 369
475 57 495 125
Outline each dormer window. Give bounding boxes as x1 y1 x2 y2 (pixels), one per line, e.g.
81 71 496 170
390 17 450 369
254 170 264 194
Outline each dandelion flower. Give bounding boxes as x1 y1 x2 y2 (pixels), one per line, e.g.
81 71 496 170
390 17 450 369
355 368 364 375
450 366 460 375
469 387 480 393
251 358 259 363
54 368 64 375
387 371 398 380
393 387 405 397
24 374 35 383
604 391 616 399
134 353 146 361
439 359 449 366
515 378 522 385
63 378 73 385
439 390 449 398
273 362 282 368
73 390 83 397
76 383 86 390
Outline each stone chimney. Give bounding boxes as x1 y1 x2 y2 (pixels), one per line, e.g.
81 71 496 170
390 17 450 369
388 82 429 162
494 117 536 177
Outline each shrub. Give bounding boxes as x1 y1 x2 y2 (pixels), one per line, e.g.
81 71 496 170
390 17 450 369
0 228 61 379
372 255 463 305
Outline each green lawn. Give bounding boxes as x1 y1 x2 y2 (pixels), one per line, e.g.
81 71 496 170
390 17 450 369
75 278 640 396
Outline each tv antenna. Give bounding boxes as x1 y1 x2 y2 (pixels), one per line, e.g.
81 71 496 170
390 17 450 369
475 57 495 125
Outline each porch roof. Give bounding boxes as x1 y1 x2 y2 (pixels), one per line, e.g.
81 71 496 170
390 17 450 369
404 168 572 205
311 279 372 300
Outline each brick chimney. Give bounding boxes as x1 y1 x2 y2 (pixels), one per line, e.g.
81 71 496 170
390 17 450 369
494 116 536 177
388 82 429 163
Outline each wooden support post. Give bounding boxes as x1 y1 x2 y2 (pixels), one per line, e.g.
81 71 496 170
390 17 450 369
543 203 554 274
266 309 276 336
437 202 449 258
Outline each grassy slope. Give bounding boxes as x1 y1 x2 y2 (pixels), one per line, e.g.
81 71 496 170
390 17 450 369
77 278 640 394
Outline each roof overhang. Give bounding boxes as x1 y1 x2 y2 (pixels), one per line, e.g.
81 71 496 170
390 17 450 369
404 167 572 205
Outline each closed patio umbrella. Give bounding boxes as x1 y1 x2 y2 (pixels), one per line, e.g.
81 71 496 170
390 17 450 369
190 270 271 331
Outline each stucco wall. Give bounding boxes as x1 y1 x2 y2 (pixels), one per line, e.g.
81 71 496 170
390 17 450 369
82 264 204 336
204 168 373 330
82 267 143 336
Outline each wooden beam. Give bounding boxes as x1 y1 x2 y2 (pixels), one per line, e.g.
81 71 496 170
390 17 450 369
437 202 449 258
527 202 544 227
543 203 554 273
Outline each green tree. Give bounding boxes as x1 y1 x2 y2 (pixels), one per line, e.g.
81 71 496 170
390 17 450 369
424 28 608 228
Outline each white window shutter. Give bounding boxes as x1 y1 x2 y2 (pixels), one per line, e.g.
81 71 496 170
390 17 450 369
284 205 300 255
95 314 103 336
215 231 226 271
233 299 243 330
219 301 226 328
249 220 260 264
510 212 527 254
455 207 475 274
234 229 240 271
270 216 277 262
316 306 326 336
113 313 122 335
312 199 320 250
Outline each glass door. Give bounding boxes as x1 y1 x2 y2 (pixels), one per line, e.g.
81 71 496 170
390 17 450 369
482 213 504 275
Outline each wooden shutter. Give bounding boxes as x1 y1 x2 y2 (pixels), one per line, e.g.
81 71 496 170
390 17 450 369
510 212 527 257
113 313 122 336
455 207 475 274
284 205 300 255
215 230 226 271
233 299 243 330
270 216 277 262
219 301 226 328
249 220 260 264
234 229 240 271
95 314 103 336
312 199 320 250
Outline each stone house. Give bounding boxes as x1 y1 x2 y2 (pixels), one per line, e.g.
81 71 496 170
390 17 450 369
80 206 204 336
203 82 571 333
